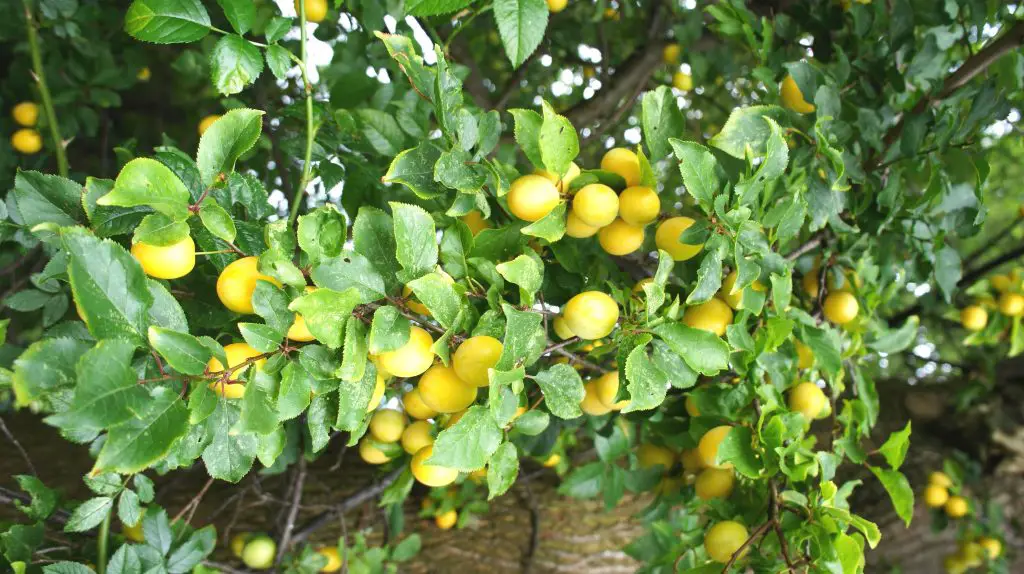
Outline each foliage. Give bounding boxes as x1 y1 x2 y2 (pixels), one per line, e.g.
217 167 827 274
1 0 1023 572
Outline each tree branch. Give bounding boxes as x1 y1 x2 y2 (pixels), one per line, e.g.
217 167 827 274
275 456 306 565
289 467 403 545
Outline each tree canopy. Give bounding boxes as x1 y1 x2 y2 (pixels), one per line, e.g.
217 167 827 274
1 0 1024 573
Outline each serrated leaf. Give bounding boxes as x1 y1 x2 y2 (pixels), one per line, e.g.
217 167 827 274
125 0 211 44
494 0 548 68
369 306 411 354
217 0 254 35
202 402 257 482
196 108 264 186
64 497 113 533
622 343 668 412
93 386 188 475
288 288 362 349
508 108 544 169
533 363 584 419
148 327 211 375
521 201 567 242
652 323 730 375
487 442 519 499
869 466 914 527
708 105 788 159
198 200 236 242
210 35 263 95
642 87 685 161
538 100 578 176
12 171 85 228
98 158 190 220
429 405 502 471
390 202 438 281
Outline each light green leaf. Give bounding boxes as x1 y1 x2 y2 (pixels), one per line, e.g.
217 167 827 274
652 322 730 375
339 318 368 382
495 304 543 371
622 343 668 412
429 405 503 471
717 426 761 478
353 207 401 292
368 306 410 354
148 327 212 375
642 87 685 161
878 422 911 470
496 254 543 303
288 288 362 349
125 0 211 44
708 105 788 159
538 100 578 176
487 441 519 500
12 171 85 228
494 0 548 68
64 497 113 533
216 0 255 35
93 386 189 475
198 200 236 243
508 108 544 169
869 467 914 527
533 363 584 419
407 272 462 329
202 402 257 482
196 108 264 186
297 205 346 265
210 35 263 96
390 202 438 281
98 158 191 219
521 201 567 242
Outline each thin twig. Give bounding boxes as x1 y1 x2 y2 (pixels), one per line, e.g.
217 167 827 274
290 467 403 545
171 477 214 525
0 415 37 476
720 521 772 573
275 456 307 565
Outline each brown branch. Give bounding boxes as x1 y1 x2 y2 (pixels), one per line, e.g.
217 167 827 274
552 347 605 373
289 467 403 545
0 415 37 477
275 456 307 565
720 520 772 573
783 231 826 262
171 476 214 525
542 336 580 355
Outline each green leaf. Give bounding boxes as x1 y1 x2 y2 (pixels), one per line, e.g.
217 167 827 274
278 362 313 422
495 304 543 371
13 476 58 522
84 177 148 238
202 402 257 482
166 525 216 573
108 543 142 574
143 508 173 554
495 254 542 304
117 489 142 529
251 280 293 335
652 323 730 375
198 200 236 243
216 0 255 35
538 100 578 176
406 0 475 16
335 363 378 431
339 318 368 382
878 422 911 470
133 213 189 246
934 245 961 303
407 272 462 329
148 327 212 375
11 171 84 228
353 207 401 293
642 87 685 162
799 324 842 377
708 105 788 159
264 17 290 43
93 386 189 474
434 149 486 192
868 316 919 353
869 467 914 527
390 202 438 281
210 35 263 96
508 108 544 169
47 340 148 432
238 322 283 352
514 409 549 435
717 426 761 478
368 306 410 354
487 441 519 499
288 288 362 349
125 0 211 44
521 201 567 242
98 158 191 220
298 205 346 265
2 522 44 563
64 228 153 346
494 0 548 68
429 405 503 471
375 32 436 105
533 363 585 419
622 343 669 412
64 497 113 533
196 108 264 186
265 43 291 81
235 373 278 435
685 237 724 304
42 563 95 574
311 251 386 304
12 338 91 408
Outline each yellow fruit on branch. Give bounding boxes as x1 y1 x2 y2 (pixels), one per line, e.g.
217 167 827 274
435 509 458 529
944 495 969 518
216 256 281 314
377 326 435 378
535 162 580 189
580 381 612 415
12 101 39 126
572 183 619 227
600 147 641 187
507 174 560 222
296 0 328 23
683 298 733 336
401 420 435 455
655 216 704 261
823 291 859 324
636 443 674 470
960 305 988 331
460 210 490 236
795 341 814 369
410 445 459 487
418 364 477 413
685 395 700 416
594 371 629 410
542 453 562 467
317 546 342 572
366 374 385 413
546 0 568 13
928 471 953 488
11 129 42 154
998 292 1024 316
662 44 680 64
136 67 151 81
452 335 504 387
207 342 264 398
989 273 1011 292
618 186 660 226
978 536 1002 559
402 388 437 420
241 535 277 570
563 291 619 340
697 425 733 470
695 467 735 500
230 532 251 557
358 438 391 465
923 484 949 508
704 520 749 563
552 315 575 339
131 236 196 280
598 218 645 256
565 210 600 238
788 382 828 420
781 74 815 113
198 114 220 136
719 270 765 310
672 71 693 91
368 409 406 443
680 448 704 475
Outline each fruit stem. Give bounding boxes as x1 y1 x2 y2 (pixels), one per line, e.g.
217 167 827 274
289 1 316 225
97 508 111 574
22 0 68 177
